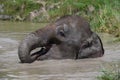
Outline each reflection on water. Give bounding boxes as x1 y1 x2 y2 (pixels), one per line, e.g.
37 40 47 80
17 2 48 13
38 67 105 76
0 21 120 80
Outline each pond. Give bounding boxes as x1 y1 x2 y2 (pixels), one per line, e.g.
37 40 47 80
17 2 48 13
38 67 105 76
0 21 120 80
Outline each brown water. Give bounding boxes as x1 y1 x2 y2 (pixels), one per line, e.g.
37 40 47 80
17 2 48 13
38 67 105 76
0 21 120 80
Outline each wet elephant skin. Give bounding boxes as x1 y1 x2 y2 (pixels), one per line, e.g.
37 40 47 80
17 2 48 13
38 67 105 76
18 15 104 63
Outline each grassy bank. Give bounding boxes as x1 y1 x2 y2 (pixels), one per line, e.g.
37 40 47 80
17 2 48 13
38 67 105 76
0 0 120 37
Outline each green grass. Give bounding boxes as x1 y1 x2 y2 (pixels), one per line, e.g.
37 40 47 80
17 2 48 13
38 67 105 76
98 70 120 80
90 0 120 37
0 0 41 18
97 64 120 80
0 0 120 37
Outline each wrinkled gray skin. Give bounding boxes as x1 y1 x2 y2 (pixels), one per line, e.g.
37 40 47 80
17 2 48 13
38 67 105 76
18 15 104 63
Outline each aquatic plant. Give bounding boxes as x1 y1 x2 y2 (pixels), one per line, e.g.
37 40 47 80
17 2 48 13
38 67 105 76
97 64 120 80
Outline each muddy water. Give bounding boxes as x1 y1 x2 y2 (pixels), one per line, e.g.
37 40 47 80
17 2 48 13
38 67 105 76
0 21 120 80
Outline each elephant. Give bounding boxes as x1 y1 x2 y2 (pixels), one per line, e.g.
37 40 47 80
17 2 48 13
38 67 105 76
18 15 104 63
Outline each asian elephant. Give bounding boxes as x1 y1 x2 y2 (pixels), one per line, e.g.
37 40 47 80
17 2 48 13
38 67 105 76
18 15 104 63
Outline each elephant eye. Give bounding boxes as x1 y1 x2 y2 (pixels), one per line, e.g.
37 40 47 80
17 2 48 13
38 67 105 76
59 30 66 37
81 41 89 49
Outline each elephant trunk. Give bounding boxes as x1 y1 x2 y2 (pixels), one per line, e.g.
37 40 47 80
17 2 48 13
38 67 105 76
18 33 41 63
18 25 55 63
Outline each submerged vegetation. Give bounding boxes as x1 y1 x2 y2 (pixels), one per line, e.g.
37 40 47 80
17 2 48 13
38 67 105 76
98 70 120 80
97 64 120 80
0 0 120 37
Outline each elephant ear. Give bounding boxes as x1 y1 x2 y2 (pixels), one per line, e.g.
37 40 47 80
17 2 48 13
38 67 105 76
56 24 69 37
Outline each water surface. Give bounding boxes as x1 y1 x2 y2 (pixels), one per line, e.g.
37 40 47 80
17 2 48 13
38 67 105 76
0 21 120 80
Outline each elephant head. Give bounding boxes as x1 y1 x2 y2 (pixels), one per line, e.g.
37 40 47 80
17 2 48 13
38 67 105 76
18 15 104 63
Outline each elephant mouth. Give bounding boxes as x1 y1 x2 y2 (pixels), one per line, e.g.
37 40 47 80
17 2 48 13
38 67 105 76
30 46 50 61
30 47 42 60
